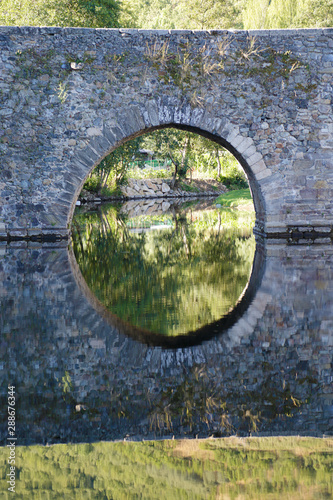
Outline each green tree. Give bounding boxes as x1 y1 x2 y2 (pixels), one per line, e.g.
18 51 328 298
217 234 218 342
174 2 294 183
72 203 255 336
120 0 179 29
120 0 242 30
141 129 193 187
0 0 120 28
175 0 243 29
141 129 246 183
295 0 333 27
242 0 333 29
94 136 145 193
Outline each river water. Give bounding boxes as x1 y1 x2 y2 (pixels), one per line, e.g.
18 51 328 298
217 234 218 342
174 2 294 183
0 199 332 444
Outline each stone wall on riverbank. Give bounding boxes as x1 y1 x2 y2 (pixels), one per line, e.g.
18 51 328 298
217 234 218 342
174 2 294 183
120 178 227 199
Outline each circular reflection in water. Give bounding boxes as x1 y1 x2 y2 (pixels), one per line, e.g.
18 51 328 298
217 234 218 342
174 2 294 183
71 199 258 345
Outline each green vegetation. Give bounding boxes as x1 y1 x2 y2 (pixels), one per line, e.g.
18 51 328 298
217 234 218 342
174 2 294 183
242 0 333 29
127 166 170 180
216 188 254 208
2 0 330 30
0 437 331 499
120 0 332 29
1 0 331 37
121 0 242 30
72 203 255 336
82 129 248 197
0 0 120 28
84 137 145 197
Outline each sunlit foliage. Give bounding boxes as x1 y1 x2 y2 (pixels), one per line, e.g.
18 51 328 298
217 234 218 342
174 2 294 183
120 0 332 30
83 129 248 196
0 0 120 28
242 0 333 29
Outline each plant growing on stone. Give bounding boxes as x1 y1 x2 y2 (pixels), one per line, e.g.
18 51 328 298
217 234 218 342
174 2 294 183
234 36 309 89
57 82 68 104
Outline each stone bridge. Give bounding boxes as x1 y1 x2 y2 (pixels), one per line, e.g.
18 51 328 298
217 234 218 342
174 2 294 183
0 26 333 239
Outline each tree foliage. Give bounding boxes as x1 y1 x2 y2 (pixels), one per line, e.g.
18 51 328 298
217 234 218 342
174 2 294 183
0 0 331 31
120 0 243 29
0 0 120 27
120 0 332 30
242 0 333 29
83 128 247 194
138 129 246 184
94 136 145 192
1 438 332 498
141 129 193 186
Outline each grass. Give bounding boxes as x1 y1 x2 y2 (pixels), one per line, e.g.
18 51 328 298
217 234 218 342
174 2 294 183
177 180 200 192
0 437 332 499
215 188 254 209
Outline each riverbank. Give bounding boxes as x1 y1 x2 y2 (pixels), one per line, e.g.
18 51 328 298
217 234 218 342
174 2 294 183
215 188 254 211
79 178 228 203
1 436 331 498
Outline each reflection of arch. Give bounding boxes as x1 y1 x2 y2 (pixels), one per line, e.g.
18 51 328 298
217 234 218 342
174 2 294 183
68 238 266 349
69 98 271 234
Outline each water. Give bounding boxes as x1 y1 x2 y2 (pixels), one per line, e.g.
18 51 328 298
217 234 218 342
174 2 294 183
71 200 256 338
0 199 332 446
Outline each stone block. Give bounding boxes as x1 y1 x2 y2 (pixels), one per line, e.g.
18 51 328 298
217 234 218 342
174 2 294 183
158 101 175 124
256 169 272 180
237 137 254 154
230 134 245 149
250 159 266 175
226 128 240 144
247 152 263 166
174 103 192 124
89 339 106 349
242 145 257 158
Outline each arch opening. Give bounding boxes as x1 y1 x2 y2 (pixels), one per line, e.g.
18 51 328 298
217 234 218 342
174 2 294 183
69 117 267 234
70 122 264 344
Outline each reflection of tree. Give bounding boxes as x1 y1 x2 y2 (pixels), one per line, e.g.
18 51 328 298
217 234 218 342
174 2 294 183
72 204 255 336
170 206 191 259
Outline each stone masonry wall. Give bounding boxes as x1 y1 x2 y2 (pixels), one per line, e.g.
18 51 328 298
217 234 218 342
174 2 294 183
0 27 333 238
120 178 226 198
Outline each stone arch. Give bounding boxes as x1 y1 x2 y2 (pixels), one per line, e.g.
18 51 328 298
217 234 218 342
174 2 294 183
68 98 271 234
